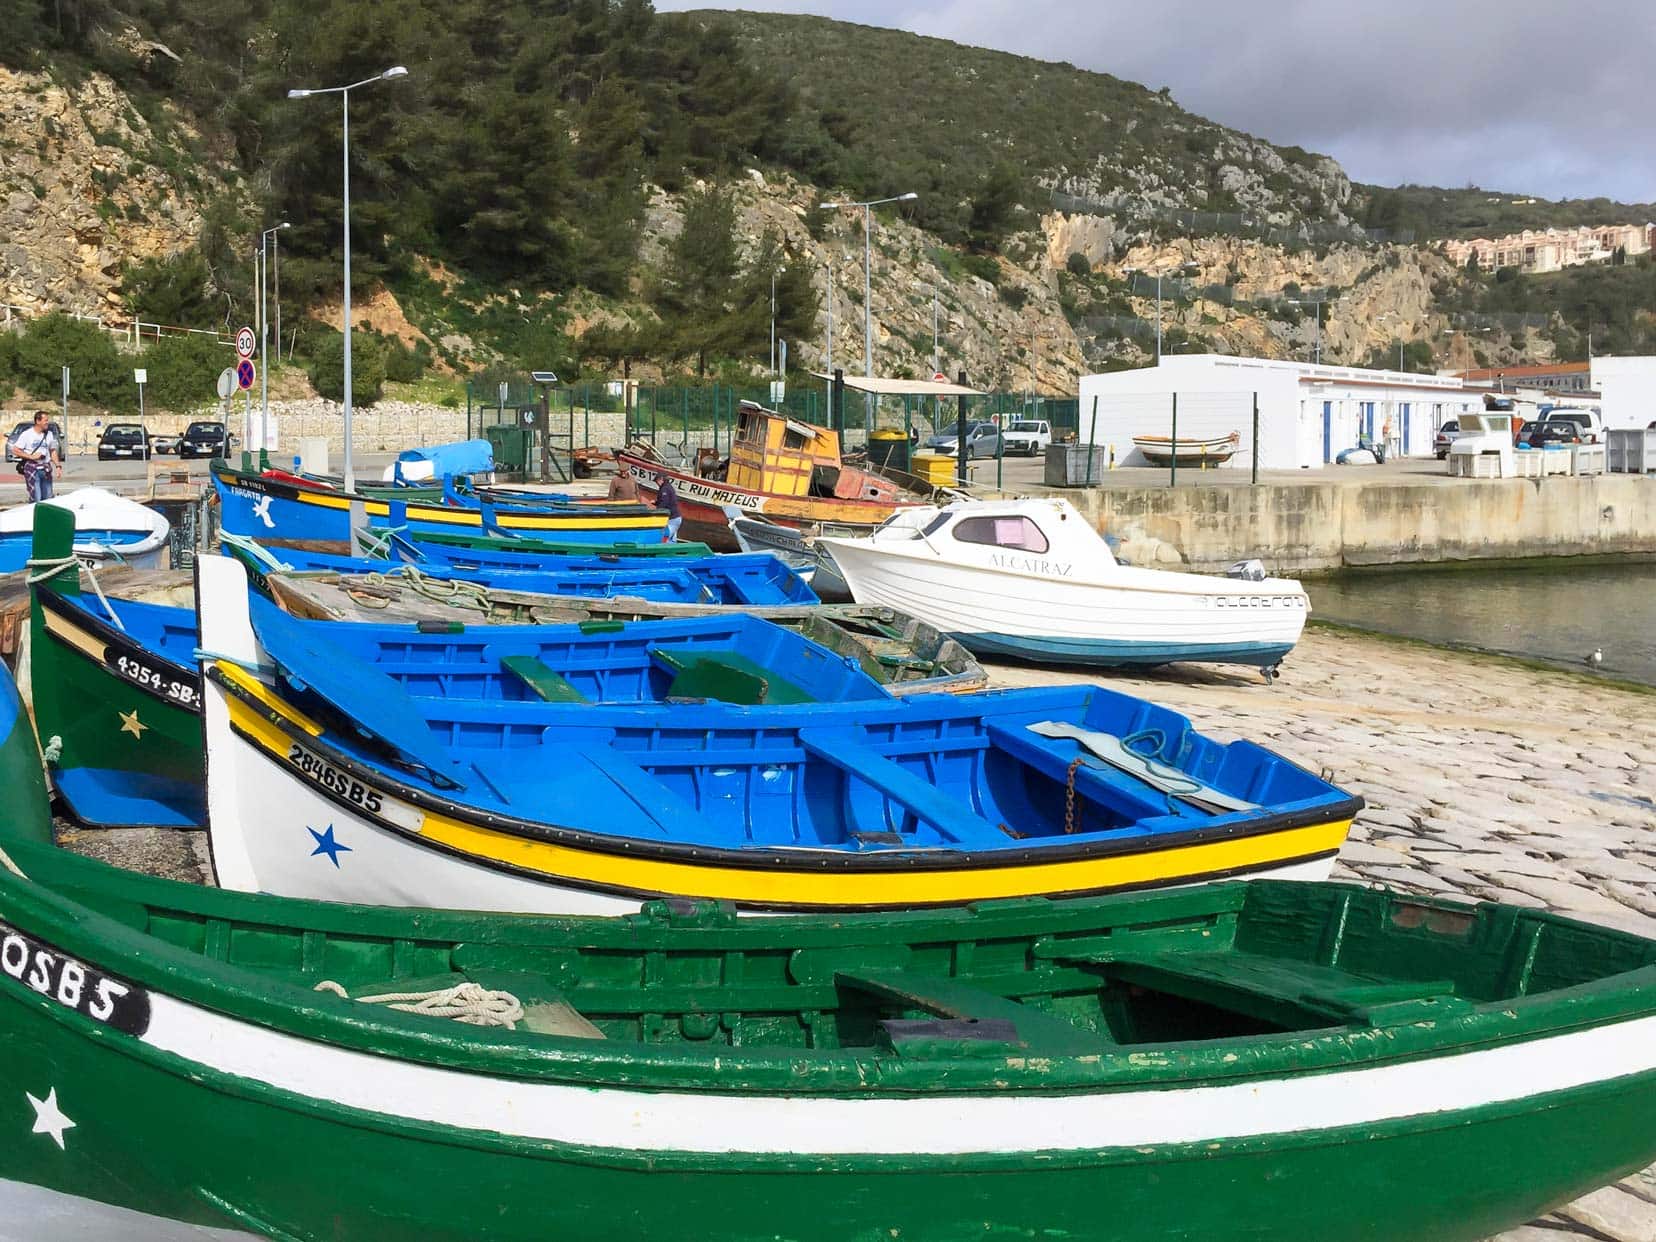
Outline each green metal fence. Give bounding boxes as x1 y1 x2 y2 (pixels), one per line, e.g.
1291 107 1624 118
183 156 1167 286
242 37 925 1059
464 377 1082 454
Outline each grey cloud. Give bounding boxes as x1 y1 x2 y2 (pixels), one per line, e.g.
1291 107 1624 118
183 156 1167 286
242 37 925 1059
655 0 1656 202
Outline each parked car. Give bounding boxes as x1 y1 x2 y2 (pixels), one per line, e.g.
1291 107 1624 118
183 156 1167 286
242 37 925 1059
178 420 231 460
152 434 179 456
926 421 1002 459
1527 417 1586 448
1515 420 1537 446
1432 420 1461 460
7 419 69 461
1538 406 1604 444
1002 419 1053 456
96 423 151 461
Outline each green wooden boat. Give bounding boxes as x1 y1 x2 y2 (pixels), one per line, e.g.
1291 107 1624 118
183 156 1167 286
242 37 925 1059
0 664 1653 1239
25 504 205 829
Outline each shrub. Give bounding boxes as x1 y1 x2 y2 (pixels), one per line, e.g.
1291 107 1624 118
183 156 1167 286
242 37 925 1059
303 328 387 405
15 314 127 409
1065 251 1092 277
138 333 233 412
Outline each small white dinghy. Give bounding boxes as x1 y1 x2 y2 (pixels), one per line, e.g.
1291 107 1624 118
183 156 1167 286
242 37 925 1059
819 498 1308 678
0 487 171 573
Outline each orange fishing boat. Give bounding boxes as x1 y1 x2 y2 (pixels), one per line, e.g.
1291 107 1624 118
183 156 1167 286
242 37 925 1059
617 402 926 548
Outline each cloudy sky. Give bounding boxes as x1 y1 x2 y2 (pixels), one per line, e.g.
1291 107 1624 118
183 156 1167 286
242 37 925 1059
655 0 1655 203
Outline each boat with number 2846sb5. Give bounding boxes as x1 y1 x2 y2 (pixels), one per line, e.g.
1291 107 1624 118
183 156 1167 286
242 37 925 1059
200 555 1357 915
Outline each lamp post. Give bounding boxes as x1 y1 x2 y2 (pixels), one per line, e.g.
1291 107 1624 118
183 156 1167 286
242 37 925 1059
1122 262 1200 362
267 221 290 366
287 65 408 491
818 191 918 430
769 265 786 377
258 222 290 455
1286 298 1326 365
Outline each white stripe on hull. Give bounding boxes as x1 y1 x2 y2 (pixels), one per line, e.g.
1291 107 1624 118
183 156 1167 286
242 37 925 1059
137 987 1656 1157
826 543 1306 651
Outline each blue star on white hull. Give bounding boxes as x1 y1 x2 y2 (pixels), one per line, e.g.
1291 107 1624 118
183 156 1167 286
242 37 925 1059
26 1087 74 1150
253 496 274 529
307 824 351 868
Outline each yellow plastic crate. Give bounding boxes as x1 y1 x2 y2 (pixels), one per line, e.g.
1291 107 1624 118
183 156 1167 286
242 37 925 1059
911 452 959 486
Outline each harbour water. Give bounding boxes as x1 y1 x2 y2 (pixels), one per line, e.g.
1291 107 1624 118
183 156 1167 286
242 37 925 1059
1307 559 1656 687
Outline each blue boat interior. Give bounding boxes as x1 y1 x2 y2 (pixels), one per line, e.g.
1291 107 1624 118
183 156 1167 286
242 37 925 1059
233 538 816 606
56 591 200 669
0 528 155 574
247 602 1347 854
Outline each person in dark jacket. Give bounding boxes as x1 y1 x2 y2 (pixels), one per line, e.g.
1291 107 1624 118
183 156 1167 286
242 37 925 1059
655 475 682 541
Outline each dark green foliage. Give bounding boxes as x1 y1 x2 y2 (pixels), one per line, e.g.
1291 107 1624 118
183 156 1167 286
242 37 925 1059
967 165 1023 253
373 332 429 384
302 327 387 405
1475 258 1656 358
1066 252 1092 277
1360 340 1434 373
135 333 230 411
654 184 743 376
0 332 19 391
121 251 220 328
15 314 127 408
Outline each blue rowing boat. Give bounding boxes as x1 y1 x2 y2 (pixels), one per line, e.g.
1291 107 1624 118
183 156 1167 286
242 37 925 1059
220 535 820 606
198 555 1362 915
212 460 669 546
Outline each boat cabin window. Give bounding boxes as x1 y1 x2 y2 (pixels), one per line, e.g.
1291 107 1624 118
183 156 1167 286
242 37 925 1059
919 512 953 538
952 515 1050 554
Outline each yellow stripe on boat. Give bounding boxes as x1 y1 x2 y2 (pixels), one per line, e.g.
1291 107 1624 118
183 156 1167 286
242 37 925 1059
219 665 1352 909
284 488 665 531
40 607 110 665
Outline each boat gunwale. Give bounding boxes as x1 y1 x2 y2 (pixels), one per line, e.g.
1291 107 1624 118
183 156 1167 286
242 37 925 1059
617 453 926 520
35 587 203 708
1 842 1654 1107
208 664 1360 875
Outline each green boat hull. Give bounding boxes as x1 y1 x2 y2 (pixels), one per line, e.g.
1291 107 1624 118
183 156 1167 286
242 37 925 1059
27 505 203 828
1 994 1651 1242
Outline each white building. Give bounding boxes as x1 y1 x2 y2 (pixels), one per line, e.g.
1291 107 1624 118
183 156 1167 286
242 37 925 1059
1077 355 1485 470
1588 356 1656 430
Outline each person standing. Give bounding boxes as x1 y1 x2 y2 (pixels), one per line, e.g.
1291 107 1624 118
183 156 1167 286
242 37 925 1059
11 411 61 503
607 464 640 502
654 475 682 542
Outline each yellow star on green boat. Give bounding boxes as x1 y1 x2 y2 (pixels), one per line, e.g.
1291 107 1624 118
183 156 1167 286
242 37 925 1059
118 709 147 739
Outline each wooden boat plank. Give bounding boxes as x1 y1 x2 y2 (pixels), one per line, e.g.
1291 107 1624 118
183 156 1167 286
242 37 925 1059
499 655 589 703
796 726 1010 846
834 967 1115 1053
1065 947 1465 1027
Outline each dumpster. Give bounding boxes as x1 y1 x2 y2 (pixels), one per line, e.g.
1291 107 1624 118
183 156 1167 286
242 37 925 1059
911 452 958 487
485 425 530 476
1044 443 1107 487
867 427 912 473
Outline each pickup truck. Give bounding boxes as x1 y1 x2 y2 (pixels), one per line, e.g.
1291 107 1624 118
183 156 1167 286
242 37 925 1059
1002 419 1052 456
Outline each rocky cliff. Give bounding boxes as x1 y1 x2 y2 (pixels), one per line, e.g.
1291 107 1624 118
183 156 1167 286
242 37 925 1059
0 63 234 320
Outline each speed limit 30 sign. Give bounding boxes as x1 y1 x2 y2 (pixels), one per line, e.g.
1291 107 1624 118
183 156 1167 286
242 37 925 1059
235 326 256 359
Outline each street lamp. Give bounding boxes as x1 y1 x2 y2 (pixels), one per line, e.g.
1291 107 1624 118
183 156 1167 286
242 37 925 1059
1122 262 1199 362
818 191 918 429
769 265 786 378
1286 297 1327 365
287 65 408 491
258 222 291 455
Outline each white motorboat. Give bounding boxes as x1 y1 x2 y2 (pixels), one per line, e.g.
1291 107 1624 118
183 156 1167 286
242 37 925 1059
0 487 171 573
819 498 1308 677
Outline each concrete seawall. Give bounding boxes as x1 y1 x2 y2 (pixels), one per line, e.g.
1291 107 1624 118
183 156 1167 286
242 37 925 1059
1063 476 1656 573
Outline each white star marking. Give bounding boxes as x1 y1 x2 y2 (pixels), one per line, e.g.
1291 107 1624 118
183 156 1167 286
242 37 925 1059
118 709 148 739
252 496 274 529
26 1088 74 1150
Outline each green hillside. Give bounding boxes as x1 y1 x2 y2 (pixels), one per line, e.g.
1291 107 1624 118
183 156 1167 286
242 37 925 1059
1360 184 1656 242
670 10 1354 246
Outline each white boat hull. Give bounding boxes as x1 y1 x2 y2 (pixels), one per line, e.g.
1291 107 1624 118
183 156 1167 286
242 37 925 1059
823 540 1307 668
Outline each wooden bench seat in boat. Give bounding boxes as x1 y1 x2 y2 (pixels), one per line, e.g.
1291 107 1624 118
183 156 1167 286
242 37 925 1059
1047 947 1470 1028
834 967 1113 1054
796 726 1013 846
649 648 816 706
498 655 589 703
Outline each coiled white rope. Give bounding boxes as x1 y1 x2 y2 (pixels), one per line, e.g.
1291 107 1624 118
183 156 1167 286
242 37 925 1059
314 979 524 1030
25 555 124 632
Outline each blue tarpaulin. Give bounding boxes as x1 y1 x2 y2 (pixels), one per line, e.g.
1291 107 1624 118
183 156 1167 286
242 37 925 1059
389 439 494 482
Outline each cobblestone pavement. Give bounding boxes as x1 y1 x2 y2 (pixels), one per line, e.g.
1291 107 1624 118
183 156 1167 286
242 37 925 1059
53 623 1656 1239
989 626 1656 1241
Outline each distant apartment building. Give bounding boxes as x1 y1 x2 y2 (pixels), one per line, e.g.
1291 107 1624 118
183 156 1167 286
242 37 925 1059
1453 362 1595 393
1443 224 1653 274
